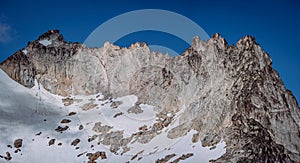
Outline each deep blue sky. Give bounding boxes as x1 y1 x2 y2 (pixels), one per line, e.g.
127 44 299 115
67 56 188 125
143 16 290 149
0 0 299 103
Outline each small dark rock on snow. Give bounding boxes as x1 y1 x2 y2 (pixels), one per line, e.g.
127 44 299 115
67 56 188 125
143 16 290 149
61 119 71 123
49 139 56 146
14 139 23 148
71 138 80 146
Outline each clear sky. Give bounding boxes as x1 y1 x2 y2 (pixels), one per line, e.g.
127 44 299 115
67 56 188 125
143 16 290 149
0 0 299 103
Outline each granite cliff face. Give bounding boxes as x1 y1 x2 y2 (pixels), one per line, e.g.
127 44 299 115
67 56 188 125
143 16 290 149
1 30 300 162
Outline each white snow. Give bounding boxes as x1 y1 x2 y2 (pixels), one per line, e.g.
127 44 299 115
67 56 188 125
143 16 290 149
0 68 226 162
168 130 226 162
74 94 157 136
0 69 83 162
39 39 52 46
22 49 28 54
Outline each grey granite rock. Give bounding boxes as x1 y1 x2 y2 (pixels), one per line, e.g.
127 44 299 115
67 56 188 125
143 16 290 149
1 30 299 162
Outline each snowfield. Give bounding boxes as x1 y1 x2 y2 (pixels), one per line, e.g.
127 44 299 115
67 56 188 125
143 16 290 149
38 39 52 46
0 69 226 162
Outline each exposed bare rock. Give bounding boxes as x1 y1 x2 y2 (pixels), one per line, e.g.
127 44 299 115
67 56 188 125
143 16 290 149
37 30 66 45
93 126 133 155
129 111 176 144
55 126 69 133
0 30 81 96
86 151 107 163
131 150 144 160
113 112 123 118
35 132 42 136
192 133 200 143
92 122 113 133
67 112 77 116
4 152 12 161
122 146 131 154
14 139 23 148
77 151 87 157
86 152 99 163
71 138 80 146
62 97 82 106
139 125 148 131
62 97 74 106
100 130 125 153
81 102 98 111
48 139 55 146
110 101 123 108
88 135 98 142
156 153 176 163
1 30 300 162
60 119 71 123
0 50 35 88
99 152 107 159
127 105 143 114
171 153 194 163
14 149 21 153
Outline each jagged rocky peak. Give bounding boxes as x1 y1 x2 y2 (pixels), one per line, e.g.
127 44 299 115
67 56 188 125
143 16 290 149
0 30 82 92
236 35 256 50
236 35 272 68
209 33 228 48
103 41 120 50
190 35 207 53
0 30 289 97
190 33 229 55
0 30 300 162
129 41 148 49
37 29 66 45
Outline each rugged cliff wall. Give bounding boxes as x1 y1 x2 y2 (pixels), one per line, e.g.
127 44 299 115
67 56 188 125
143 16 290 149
1 30 299 162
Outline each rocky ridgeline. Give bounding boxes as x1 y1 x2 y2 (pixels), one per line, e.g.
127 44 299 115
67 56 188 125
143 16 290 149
1 30 300 162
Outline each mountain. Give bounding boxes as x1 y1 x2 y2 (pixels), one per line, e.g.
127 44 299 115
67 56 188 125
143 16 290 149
0 30 299 162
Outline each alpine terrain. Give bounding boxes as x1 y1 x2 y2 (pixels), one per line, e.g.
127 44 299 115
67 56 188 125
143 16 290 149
0 30 299 162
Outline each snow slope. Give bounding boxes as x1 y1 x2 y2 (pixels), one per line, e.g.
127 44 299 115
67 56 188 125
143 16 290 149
0 69 226 162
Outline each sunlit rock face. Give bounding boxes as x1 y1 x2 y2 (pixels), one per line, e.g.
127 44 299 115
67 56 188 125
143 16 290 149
1 30 300 162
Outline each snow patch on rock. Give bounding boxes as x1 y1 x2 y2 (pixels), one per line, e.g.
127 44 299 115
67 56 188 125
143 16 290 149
39 39 52 46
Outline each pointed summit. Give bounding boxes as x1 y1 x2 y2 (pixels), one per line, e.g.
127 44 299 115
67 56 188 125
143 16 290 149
208 33 228 49
38 30 64 41
0 30 300 162
191 36 207 52
37 30 66 46
236 35 257 50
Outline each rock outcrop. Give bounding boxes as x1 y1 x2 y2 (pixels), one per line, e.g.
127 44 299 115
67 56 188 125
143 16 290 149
1 30 300 162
